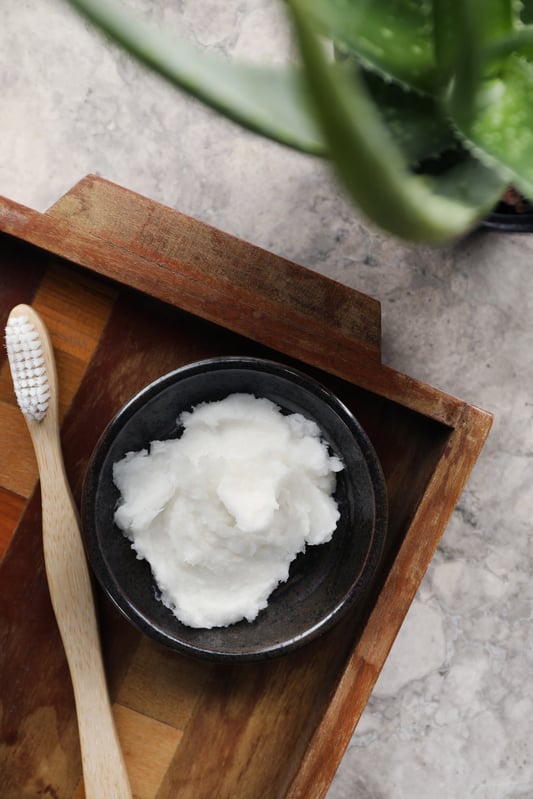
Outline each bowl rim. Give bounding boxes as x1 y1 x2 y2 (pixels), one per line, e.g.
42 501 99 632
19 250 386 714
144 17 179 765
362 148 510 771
81 355 388 661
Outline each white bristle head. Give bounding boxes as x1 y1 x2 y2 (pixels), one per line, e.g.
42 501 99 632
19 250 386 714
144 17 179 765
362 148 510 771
5 314 50 422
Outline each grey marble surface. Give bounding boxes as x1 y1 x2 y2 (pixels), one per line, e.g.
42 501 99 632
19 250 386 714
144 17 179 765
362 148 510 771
1 2 532 797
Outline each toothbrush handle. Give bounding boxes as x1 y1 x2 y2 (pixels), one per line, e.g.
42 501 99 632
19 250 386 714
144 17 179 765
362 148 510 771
34 431 132 799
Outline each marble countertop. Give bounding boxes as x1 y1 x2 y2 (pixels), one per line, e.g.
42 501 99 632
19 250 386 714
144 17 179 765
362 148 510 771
2 2 532 797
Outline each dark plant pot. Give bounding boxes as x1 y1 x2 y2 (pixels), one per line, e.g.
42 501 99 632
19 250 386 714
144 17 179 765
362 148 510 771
418 152 533 234
481 186 533 232
482 199 533 233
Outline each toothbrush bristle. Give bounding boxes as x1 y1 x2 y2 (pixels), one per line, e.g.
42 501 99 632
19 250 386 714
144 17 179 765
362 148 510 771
5 314 50 422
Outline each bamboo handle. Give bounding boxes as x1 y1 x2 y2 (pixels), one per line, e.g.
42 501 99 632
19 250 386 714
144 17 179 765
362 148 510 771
31 427 132 799
13 304 132 799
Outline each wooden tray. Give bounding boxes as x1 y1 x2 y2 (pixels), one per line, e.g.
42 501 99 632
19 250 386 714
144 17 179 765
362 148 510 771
0 176 492 799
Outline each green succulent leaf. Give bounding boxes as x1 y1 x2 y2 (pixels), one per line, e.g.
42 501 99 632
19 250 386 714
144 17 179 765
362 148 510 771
438 0 533 203
520 0 533 23
434 0 520 110
286 0 506 242
66 0 530 243
487 26 533 62
65 0 326 155
453 54 533 199
300 0 438 94
471 0 516 41
361 70 459 165
433 0 517 52
435 0 517 121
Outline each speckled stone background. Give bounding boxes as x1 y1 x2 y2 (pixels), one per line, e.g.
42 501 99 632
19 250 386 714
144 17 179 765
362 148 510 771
2 2 532 797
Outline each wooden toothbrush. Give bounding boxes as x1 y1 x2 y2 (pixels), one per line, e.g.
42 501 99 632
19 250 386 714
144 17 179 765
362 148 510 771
5 304 132 799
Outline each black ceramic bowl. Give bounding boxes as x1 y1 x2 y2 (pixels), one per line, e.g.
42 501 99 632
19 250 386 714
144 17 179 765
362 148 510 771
82 357 387 661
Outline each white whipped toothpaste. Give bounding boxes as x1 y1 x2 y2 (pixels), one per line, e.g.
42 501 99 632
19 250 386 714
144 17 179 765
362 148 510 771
113 393 343 628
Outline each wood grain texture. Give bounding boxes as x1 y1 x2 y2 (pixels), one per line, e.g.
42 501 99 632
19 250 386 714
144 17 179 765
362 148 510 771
74 704 182 799
0 251 115 515
0 178 381 377
0 491 82 799
155 630 354 799
0 235 46 347
0 181 474 428
0 177 493 799
0 401 39 496
0 488 25 559
116 638 215 730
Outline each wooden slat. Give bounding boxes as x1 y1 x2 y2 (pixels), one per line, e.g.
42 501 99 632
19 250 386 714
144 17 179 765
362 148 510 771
53 177 470 430
116 638 215 730
0 260 116 556
0 488 25 559
0 402 39 497
0 181 382 380
0 236 46 355
0 182 473 428
0 493 82 799
33 262 117 416
155 629 353 799
33 261 117 361
73 705 182 799
47 176 382 361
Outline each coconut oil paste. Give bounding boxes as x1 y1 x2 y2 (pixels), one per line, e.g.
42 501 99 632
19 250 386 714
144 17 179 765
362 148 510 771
113 393 343 628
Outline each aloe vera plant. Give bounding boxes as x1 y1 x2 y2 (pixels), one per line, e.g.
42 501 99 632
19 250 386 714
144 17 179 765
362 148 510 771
65 0 533 243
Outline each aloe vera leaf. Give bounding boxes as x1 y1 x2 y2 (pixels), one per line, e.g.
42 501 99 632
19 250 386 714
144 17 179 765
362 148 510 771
434 0 516 59
286 0 506 242
335 46 459 164
436 0 515 131
452 55 533 200
487 26 533 61
300 0 437 94
520 0 533 23
470 0 516 41
442 2 483 125
435 0 519 90
360 70 459 165
65 0 326 154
